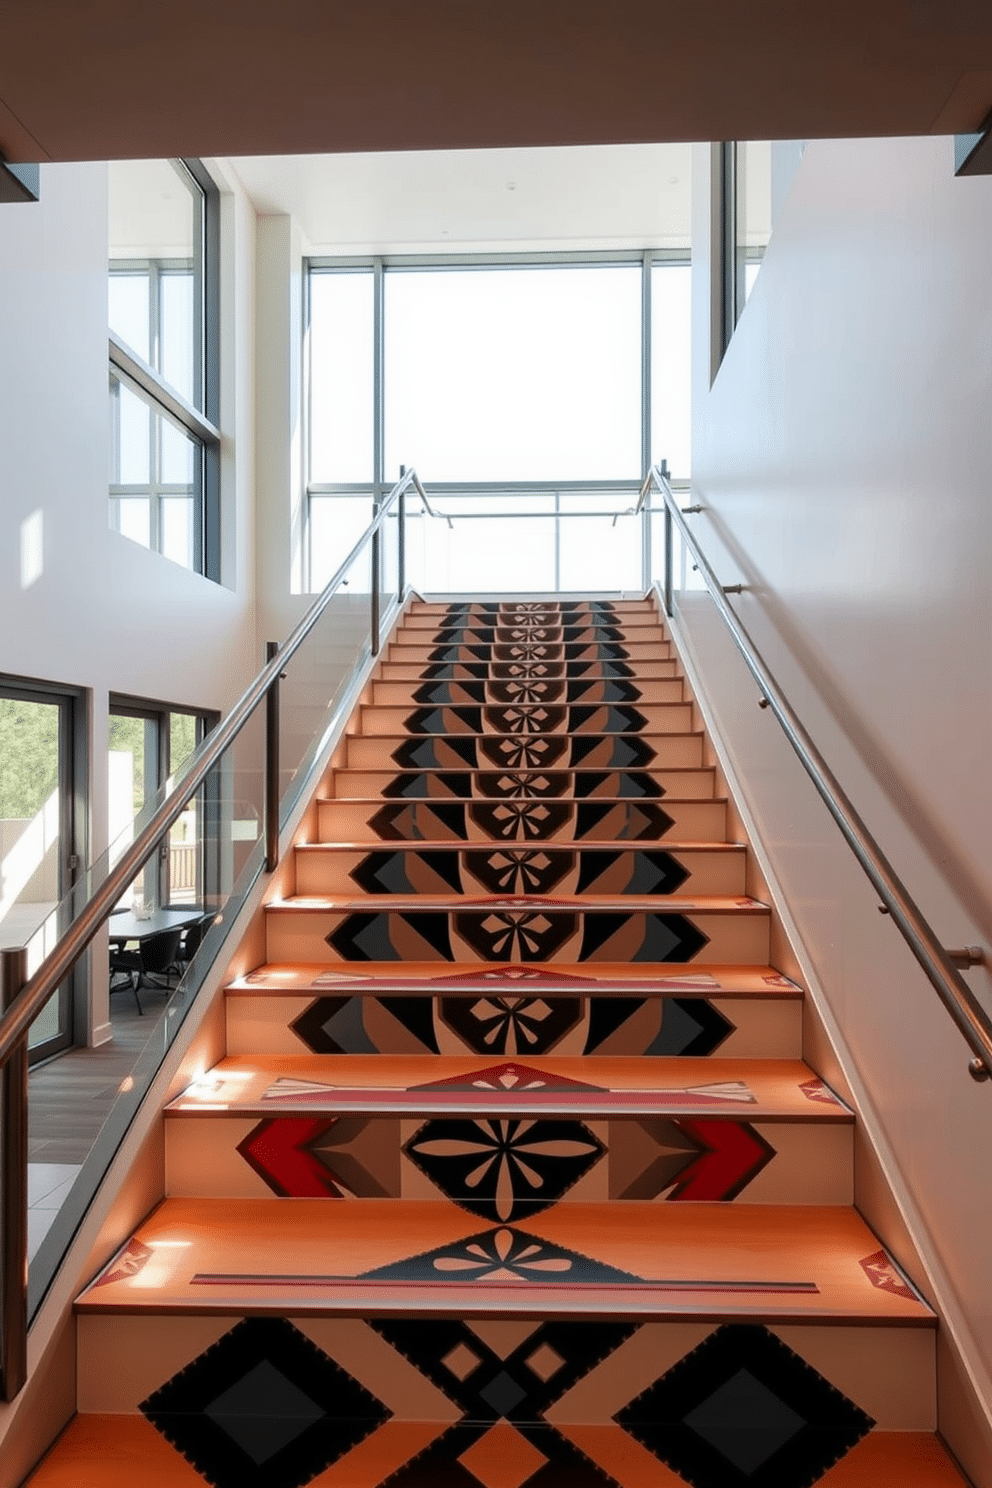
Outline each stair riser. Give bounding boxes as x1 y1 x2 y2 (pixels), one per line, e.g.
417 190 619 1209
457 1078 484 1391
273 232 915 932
328 768 717 801
413 602 656 616
358 703 695 736
378 660 681 682
345 734 707 770
76 1313 935 1431
317 798 729 843
371 678 687 707
387 641 673 665
265 908 770 967
165 1114 853 1207
396 619 667 636
294 846 746 898
226 993 803 1061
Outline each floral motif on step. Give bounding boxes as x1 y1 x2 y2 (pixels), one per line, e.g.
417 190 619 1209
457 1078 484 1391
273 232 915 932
430 1226 576 1281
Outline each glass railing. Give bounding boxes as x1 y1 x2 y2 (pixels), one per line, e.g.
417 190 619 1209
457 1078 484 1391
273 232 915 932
0 473 412 1400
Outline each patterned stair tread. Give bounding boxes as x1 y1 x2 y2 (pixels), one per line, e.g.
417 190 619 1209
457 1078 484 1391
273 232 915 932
395 619 667 634
21 1418 973 1488
411 600 656 612
316 799 726 844
345 733 708 771
266 893 768 914
294 844 745 896
165 1055 851 1120
357 704 694 736
296 840 744 855
378 662 682 680
326 770 718 798
388 639 672 655
77 1198 933 1323
227 962 803 998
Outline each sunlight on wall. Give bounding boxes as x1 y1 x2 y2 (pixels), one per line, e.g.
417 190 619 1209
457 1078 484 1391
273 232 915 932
20 509 44 589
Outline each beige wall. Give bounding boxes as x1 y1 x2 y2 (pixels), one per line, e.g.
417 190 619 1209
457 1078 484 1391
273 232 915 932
684 135 992 1481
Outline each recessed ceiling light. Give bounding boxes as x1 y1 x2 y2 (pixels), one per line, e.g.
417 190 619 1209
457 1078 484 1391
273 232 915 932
506 182 517 191
667 176 680 185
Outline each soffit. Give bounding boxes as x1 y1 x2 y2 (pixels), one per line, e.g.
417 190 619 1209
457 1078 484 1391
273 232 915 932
229 144 694 254
2 1 992 164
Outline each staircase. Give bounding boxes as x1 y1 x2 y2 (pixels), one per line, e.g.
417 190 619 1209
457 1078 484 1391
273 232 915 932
26 596 968 1487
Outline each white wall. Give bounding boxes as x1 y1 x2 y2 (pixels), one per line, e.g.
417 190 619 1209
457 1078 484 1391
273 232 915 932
686 136 992 1481
0 161 258 1041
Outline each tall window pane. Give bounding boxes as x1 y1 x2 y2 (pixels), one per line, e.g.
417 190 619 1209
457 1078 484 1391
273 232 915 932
309 271 375 484
736 141 772 310
651 263 692 479
108 158 203 410
385 266 641 482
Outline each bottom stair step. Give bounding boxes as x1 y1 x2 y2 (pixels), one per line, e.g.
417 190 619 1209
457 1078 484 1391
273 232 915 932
25 1417 971 1487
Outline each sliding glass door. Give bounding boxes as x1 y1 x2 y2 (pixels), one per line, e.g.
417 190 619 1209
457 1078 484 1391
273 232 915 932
0 681 81 1062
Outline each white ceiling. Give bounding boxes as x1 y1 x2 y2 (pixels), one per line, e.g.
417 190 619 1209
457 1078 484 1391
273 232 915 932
228 142 694 255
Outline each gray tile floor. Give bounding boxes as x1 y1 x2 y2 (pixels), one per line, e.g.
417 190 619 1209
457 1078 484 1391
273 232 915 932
24 985 176 1261
28 1162 82 1261
28 986 173 1163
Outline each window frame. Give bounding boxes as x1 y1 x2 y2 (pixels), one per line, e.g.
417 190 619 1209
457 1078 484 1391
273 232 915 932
108 158 221 581
303 249 692 593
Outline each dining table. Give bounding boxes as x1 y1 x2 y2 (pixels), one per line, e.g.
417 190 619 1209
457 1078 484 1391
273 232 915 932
108 908 204 946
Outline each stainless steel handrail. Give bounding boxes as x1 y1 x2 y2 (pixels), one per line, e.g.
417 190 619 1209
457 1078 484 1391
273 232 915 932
645 462 992 1083
0 468 424 1072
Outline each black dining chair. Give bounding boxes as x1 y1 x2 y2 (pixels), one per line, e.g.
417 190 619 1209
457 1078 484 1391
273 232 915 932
109 927 183 1015
175 912 215 975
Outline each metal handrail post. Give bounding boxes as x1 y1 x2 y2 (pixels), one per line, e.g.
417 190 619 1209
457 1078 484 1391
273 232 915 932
664 502 674 617
398 466 406 600
1 948 28 1401
264 640 280 873
371 515 381 657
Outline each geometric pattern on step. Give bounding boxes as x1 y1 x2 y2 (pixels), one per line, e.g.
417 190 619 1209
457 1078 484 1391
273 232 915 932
359 1224 645 1286
369 1315 637 1487
389 735 660 771
378 769 666 801
615 1323 875 1487
403 1116 605 1220
326 909 710 963
424 642 635 666
237 1115 400 1199
290 991 734 1057
401 704 650 736
346 847 690 896
368 798 676 842
235 1110 774 1212
139 1316 391 1488
408 678 646 706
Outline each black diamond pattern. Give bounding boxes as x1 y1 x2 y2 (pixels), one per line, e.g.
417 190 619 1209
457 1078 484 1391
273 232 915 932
140 1316 391 1488
615 1323 874 1488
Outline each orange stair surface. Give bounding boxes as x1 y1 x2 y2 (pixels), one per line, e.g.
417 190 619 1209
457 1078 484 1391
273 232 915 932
26 596 968 1487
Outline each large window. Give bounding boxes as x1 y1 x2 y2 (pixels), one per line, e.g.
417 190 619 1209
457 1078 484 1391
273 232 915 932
108 159 219 579
0 678 85 1063
721 141 772 349
108 699 215 913
305 254 691 589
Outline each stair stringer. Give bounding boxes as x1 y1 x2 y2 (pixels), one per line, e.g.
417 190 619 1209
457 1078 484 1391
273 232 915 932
656 581 991 1487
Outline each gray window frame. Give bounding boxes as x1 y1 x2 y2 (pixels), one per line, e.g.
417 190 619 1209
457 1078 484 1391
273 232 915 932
304 249 691 593
108 159 221 582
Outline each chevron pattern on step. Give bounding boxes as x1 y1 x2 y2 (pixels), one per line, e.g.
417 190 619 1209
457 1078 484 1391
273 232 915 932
31 597 967 1487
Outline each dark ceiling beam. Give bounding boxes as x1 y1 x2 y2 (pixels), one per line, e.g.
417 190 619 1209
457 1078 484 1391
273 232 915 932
2 1 992 163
